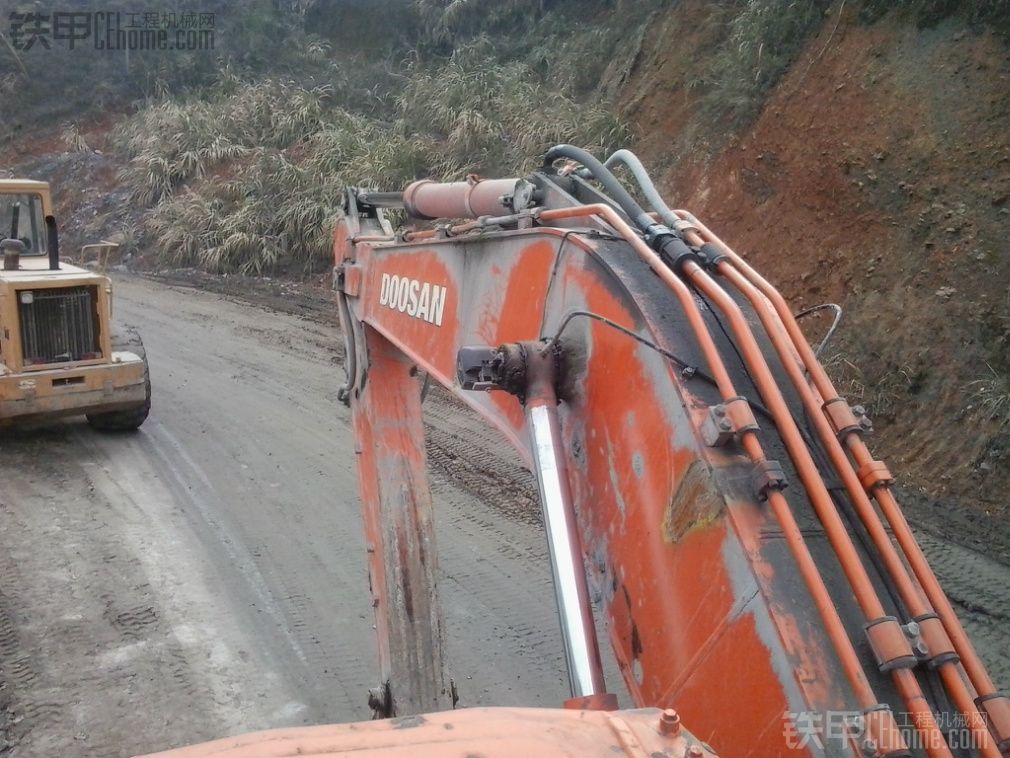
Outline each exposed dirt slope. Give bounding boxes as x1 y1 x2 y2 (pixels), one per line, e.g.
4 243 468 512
624 3 1010 525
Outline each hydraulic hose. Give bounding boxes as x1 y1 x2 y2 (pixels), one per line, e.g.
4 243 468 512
544 145 654 232
572 148 681 230
602 149 681 230
544 145 697 272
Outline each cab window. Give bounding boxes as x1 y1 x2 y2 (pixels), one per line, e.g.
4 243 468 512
0 193 48 256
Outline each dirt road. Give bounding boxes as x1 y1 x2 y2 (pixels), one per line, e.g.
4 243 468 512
0 275 571 756
0 275 1006 757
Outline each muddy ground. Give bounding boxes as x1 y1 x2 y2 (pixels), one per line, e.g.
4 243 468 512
0 274 1006 757
0 275 571 756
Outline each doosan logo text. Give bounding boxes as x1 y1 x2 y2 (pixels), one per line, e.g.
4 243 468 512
378 273 448 326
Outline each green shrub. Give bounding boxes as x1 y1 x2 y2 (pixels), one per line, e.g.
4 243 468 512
114 76 334 204
397 42 628 175
701 0 830 126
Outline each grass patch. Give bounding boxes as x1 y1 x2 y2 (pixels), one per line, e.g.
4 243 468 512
61 124 90 153
969 364 1010 430
117 46 626 275
700 0 830 127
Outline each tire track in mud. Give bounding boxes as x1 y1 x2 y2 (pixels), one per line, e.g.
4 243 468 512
0 586 47 754
138 419 374 724
423 387 542 529
427 464 568 707
913 530 1010 688
0 422 313 757
0 439 216 757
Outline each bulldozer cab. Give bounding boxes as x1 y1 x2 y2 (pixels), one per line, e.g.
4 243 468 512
0 178 151 430
0 180 53 256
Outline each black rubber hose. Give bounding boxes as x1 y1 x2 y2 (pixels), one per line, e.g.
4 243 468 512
543 144 654 232
544 144 699 272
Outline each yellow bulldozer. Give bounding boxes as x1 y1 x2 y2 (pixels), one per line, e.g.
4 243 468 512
0 179 150 430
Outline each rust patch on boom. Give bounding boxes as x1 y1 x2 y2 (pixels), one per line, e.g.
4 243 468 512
663 461 724 543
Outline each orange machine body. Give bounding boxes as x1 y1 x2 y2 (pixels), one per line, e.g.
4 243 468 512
142 707 712 758
328 167 1009 758
148 161 1008 758
341 223 839 749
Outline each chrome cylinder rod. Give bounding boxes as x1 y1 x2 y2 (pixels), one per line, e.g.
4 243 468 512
526 400 606 698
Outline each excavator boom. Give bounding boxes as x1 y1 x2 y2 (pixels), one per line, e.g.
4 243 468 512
330 147 1009 758
142 150 1010 758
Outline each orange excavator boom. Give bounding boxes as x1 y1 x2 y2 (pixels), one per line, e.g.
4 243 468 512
147 146 1009 758
330 146 1009 757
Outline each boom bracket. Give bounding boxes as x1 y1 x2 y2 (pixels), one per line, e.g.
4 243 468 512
457 341 561 404
701 396 759 447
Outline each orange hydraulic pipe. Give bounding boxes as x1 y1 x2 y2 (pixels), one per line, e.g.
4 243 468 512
537 205 882 711
680 212 1004 713
682 260 952 758
710 259 998 757
865 453 1003 696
